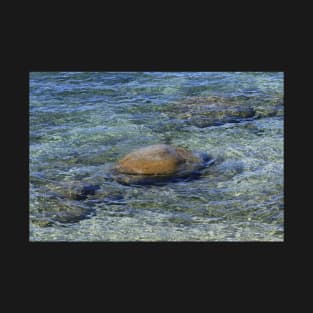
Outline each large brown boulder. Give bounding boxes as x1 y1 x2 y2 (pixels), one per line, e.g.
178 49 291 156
113 144 212 185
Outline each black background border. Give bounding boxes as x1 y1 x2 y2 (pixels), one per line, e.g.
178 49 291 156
6 31 299 292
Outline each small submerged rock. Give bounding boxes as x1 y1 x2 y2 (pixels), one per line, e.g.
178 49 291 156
112 144 213 185
149 95 283 132
42 180 101 201
168 96 256 128
31 197 95 226
30 180 124 226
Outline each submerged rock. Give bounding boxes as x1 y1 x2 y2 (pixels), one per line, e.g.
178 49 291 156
112 144 213 185
30 180 124 226
31 197 95 226
253 105 283 118
150 95 283 131
43 181 101 201
167 96 256 128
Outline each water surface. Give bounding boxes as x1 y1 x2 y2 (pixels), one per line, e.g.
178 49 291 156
29 72 284 241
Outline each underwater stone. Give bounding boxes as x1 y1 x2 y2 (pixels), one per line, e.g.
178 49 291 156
160 96 259 128
44 181 101 201
31 197 96 226
116 144 186 175
30 182 124 226
112 144 212 185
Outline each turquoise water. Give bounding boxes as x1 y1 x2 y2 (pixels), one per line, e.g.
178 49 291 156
29 72 284 241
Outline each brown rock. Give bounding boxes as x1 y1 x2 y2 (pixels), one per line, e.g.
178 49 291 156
114 144 206 182
115 144 184 175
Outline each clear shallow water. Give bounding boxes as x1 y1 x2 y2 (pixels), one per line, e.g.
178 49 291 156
29 72 284 241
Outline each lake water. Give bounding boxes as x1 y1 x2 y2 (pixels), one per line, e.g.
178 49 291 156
29 72 284 241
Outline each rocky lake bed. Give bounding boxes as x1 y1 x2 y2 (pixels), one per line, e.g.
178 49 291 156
29 72 284 241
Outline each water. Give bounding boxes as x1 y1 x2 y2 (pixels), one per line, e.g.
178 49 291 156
29 72 284 241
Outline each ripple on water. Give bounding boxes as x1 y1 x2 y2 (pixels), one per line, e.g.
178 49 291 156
29 72 284 241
